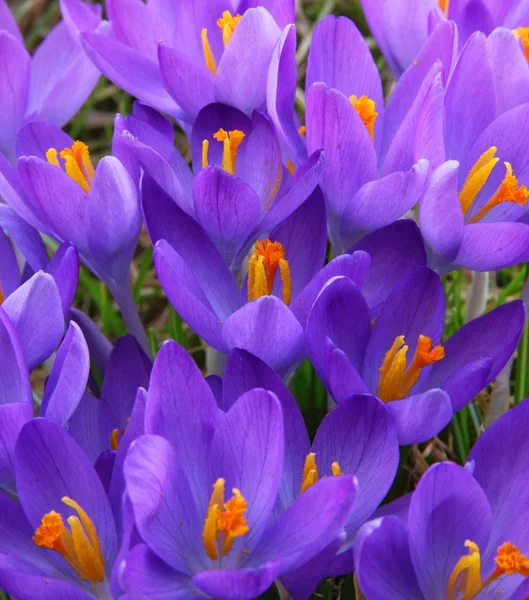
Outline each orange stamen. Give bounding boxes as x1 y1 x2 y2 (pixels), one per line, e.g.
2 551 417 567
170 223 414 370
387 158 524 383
46 141 94 193
514 27 529 62
212 128 246 175
349 95 378 140
247 239 291 305
217 11 242 47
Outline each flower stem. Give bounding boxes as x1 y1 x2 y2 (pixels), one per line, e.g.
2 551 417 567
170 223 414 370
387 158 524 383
465 271 489 323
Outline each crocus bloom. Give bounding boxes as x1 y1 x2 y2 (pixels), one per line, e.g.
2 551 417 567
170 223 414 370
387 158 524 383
0 120 148 352
361 0 529 77
68 0 294 123
305 16 433 252
0 417 131 600
0 0 101 162
306 266 525 444
221 348 399 590
354 396 529 599
121 340 356 600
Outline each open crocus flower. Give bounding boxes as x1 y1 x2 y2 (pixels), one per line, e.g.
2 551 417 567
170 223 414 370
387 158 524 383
120 340 356 600
66 0 293 123
0 120 148 352
304 16 432 253
220 348 399 592
0 0 100 162
306 266 525 445
361 0 529 77
355 397 529 600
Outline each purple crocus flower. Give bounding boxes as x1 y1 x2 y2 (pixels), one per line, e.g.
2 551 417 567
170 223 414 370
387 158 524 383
221 348 399 593
0 417 131 600
0 0 101 162
361 0 529 77
0 120 149 352
121 340 356 600
354 396 529 600
65 0 294 123
306 266 525 444
304 15 434 252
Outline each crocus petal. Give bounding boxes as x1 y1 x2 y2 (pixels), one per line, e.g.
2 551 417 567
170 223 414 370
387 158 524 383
40 322 89 425
362 267 445 393
312 394 399 535
222 348 310 509
305 83 376 219
0 402 32 491
193 562 280 600
419 160 464 268
386 388 453 445
125 434 204 573
15 418 118 572
68 308 112 379
290 252 371 329
0 0 23 43
154 240 229 352
454 222 529 270
348 220 428 316
81 27 180 117
216 8 281 116
0 227 19 295
0 204 48 272
45 242 79 316
158 43 215 122
408 462 492 599
0 32 30 162
66 391 109 463
322 339 371 402
239 0 295 28
247 475 356 574
354 517 423 600
222 296 305 376
59 0 102 37
145 340 218 515
2 271 64 370
16 121 73 161
0 305 31 404
193 167 261 266
209 389 284 557
143 175 240 320
306 276 371 379
340 159 428 247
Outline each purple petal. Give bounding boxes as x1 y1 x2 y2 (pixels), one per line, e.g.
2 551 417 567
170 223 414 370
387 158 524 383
239 0 295 28
386 388 453 445
145 340 218 515
2 271 64 370
0 402 32 491
40 322 89 425
362 267 445 393
59 0 102 36
0 305 31 406
45 242 79 316
15 418 118 572
222 296 305 376
193 167 261 265
0 203 48 272
321 340 370 402
290 252 371 329
16 121 73 161
312 394 399 535
216 8 281 116
66 391 109 463
408 462 492 599
0 32 30 162
158 43 215 122
0 227 19 295
193 562 280 600
68 308 112 379
0 0 23 43
354 517 423 600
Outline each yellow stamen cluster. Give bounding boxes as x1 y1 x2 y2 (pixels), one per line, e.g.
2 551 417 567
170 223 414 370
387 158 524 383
514 27 529 62
438 0 450 17
247 239 291 305
202 478 249 561
349 95 378 141
377 335 445 403
46 141 95 193
459 147 529 223
300 452 341 493
202 128 246 176
201 11 242 75
448 540 529 600
33 497 105 583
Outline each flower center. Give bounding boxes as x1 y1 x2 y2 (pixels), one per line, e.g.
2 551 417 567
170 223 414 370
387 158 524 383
202 478 249 561
300 452 341 493
33 497 105 583
201 11 242 75
247 239 291 305
377 335 444 403
46 141 95 193
349 95 378 141
514 27 529 62
202 128 246 176
459 146 529 223
448 540 529 600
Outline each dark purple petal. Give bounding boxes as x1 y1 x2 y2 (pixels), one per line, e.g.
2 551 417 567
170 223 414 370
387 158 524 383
67 391 109 463
408 462 492 599
40 322 89 425
0 227 19 296
321 340 370 402
0 402 32 491
193 562 280 600
222 296 305 376
0 204 48 272
354 517 423 600
45 242 79 316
